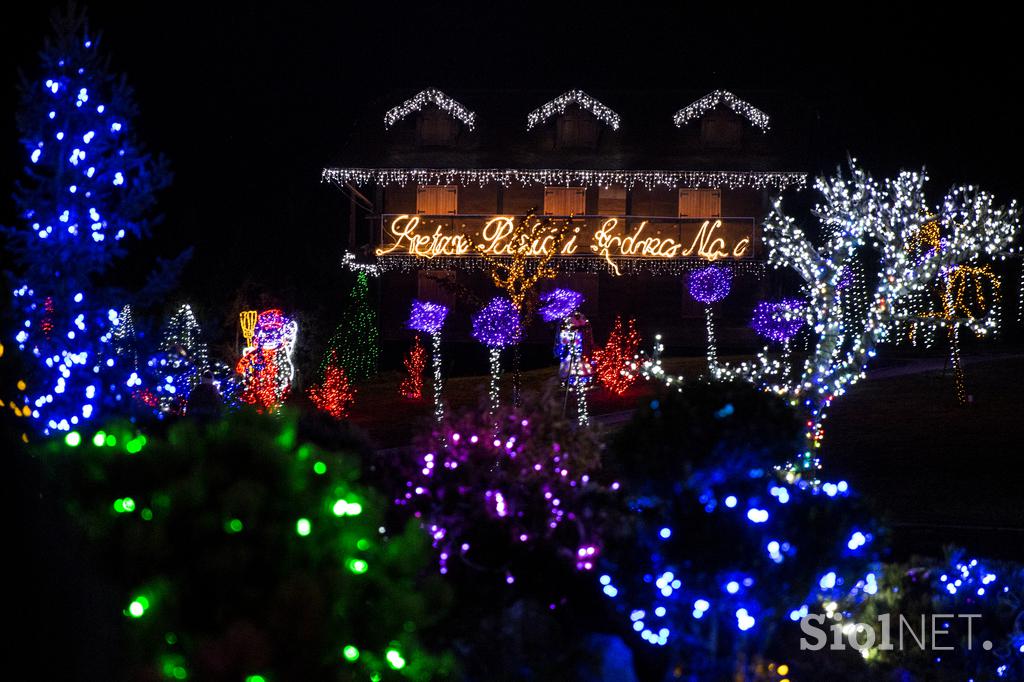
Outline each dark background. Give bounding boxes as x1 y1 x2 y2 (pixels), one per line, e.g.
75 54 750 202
3 2 1021 332
3 5 1022 678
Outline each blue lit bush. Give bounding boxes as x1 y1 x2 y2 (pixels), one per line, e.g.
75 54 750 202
599 381 882 677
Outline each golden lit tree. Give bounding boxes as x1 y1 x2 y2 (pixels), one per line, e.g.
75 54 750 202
476 211 573 311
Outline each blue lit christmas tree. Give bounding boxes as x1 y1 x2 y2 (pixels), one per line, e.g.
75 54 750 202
4 8 171 434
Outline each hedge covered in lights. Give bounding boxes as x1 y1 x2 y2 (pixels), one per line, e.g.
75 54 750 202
36 411 457 681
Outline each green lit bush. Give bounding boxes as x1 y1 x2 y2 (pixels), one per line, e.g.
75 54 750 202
40 410 457 681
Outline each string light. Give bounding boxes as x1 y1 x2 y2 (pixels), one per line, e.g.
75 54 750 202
399 335 426 400
476 211 571 309
239 310 257 348
672 90 770 131
538 288 584 323
383 88 476 130
593 316 641 396
526 90 621 130
308 352 356 418
324 272 379 381
323 167 806 192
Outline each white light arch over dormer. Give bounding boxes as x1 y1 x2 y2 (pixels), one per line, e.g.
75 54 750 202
526 90 621 131
673 90 770 132
384 89 476 130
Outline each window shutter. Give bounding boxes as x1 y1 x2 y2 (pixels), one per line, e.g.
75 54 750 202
417 186 458 214
679 189 721 217
544 187 586 216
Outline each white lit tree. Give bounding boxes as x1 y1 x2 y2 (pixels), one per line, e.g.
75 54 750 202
711 161 1018 479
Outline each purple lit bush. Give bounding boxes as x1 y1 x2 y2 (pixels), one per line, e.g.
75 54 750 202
751 298 805 344
471 297 522 348
396 392 613 589
688 265 733 304
538 288 584 323
408 299 449 335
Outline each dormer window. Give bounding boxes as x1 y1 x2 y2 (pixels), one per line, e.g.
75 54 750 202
383 89 475 147
700 108 744 149
556 107 601 149
417 108 459 147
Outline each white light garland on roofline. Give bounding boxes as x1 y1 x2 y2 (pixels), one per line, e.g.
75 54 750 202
673 90 770 132
322 167 805 191
384 89 476 130
526 90 621 131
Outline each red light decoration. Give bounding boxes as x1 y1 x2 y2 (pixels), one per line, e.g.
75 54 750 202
593 316 641 396
399 335 426 400
307 352 356 419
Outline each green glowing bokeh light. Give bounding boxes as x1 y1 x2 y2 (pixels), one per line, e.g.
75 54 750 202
342 645 360 662
348 558 368 574
296 518 311 536
385 648 406 670
313 461 327 475
65 431 81 447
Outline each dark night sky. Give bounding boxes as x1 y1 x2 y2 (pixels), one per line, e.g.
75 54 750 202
3 2 1022 340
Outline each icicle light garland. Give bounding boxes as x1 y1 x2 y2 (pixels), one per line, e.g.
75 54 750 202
323 168 806 192
383 88 476 130
673 90 770 131
341 251 769 278
526 90 621 130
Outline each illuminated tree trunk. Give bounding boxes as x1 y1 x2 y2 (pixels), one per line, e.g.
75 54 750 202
948 322 967 405
487 347 501 419
704 306 717 372
431 331 444 422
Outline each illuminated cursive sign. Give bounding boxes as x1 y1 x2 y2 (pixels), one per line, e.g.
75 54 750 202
376 215 755 273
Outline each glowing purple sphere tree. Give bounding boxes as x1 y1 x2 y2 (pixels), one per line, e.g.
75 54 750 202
409 299 450 422
688 266 733 372
751 298 806 378
472 297 522 417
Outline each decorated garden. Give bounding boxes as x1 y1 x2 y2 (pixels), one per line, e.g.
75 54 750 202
5 7 1024 682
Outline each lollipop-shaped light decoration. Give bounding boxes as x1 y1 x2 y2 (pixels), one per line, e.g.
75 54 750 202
538 288 584 323
688 266 733 372
472 297 522 416
751 298 805 344
409 300 450 422
752 298 805 379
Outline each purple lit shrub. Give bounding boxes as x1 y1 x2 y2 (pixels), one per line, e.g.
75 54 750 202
751 298 805 344
471 297 522 348
408 299 449 335
538 288 584 322
395 392 614 593
688 266 732 304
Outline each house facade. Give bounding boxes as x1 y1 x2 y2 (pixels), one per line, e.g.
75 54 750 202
324 89 806 353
